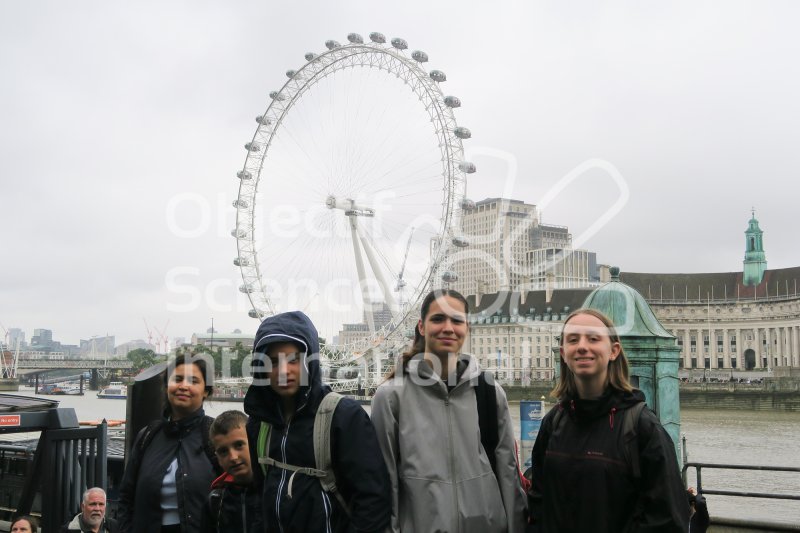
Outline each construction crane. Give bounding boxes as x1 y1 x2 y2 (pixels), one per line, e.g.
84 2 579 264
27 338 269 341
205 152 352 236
395 228 415 306
0 321 8 349
143 318 155 350
154 320 171 354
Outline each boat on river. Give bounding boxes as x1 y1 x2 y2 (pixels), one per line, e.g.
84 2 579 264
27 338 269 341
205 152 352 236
96 382 127 399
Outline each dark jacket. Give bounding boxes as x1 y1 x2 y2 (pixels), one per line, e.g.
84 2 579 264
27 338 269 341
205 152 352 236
244 311 391 533
59 514 118 533
528 389 689 533
118 409 219 533
204 472 261 533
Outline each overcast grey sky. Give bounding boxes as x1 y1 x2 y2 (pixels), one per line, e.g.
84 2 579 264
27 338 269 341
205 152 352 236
2 1 798 347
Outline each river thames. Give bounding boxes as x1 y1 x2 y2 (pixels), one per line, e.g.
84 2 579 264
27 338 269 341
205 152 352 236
8 389 800 526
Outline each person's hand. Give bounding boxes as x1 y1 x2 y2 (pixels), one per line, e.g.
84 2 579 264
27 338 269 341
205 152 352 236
687 486 697 496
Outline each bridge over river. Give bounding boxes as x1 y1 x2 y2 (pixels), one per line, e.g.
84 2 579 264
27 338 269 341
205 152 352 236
16 359 134 374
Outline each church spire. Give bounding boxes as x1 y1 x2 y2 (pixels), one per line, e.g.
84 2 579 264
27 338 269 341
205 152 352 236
743 210 767 286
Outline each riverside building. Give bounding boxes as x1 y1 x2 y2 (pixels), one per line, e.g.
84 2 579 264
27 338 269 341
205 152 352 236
459 211 800 383
452 197 599 296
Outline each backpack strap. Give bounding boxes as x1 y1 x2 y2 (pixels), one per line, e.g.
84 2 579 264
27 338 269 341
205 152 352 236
313 391 351 516
551 404 566 434
208 487 224 527
257 421 272 476
253 393 350 515
622 402 647 480
475 371 499 477
137 419 165 456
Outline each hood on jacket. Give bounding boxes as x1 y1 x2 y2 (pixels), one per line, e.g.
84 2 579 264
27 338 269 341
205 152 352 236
66 513 108 531
66 514 82 530
211 471 235 489
559 387 645 427
244 311 327 423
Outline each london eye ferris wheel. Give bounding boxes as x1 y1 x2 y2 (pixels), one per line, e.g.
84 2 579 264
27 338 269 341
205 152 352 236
232 32 474 369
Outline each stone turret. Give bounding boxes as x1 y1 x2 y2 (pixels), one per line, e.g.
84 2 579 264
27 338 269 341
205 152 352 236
582 266 682 458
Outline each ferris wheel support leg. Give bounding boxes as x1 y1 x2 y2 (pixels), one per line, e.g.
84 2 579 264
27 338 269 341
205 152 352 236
349 217 376 334
355 225 398 313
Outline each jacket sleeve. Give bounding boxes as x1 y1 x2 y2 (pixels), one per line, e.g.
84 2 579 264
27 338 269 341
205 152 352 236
117 427 146 533
332 398 392 533
526 408 555 533
369 385 400 533
627 411 690 532
493 384 529 533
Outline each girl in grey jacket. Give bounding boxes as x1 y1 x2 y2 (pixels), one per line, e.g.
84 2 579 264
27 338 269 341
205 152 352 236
372 289 527 532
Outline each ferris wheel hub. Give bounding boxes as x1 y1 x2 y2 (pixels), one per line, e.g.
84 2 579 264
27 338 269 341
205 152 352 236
325 196 375 217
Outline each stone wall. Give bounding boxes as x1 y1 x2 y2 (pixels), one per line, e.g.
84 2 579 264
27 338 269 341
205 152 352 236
502 380 800 411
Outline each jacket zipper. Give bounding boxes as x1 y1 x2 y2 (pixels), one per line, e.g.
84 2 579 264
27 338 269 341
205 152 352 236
241 488 247 533
275 418 292 533
274 397 309 533
321 490 333 533
445 395 460 533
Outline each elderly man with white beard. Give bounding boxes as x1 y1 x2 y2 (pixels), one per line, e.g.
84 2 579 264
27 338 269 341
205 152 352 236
59 487 118 533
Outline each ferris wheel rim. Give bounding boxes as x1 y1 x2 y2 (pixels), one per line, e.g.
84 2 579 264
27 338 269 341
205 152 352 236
233 34 470 357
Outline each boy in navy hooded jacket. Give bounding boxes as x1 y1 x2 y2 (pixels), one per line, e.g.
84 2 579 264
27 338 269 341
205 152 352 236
243 311 391 533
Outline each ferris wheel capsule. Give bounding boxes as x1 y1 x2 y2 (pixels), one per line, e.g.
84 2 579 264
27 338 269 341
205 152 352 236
411 50 428 63
369 32 386 43
237 170 252 180
452 237 469 248
460 198 476 210
239 284 256 294
444 96 461 108
233 257 250 267
441 271 459 283
453 127 471 139
269 91 285 101
248 309 264 319
430 70 446 82
256 115 271 125
391 38 408 50
231 228 248 238
347 33 364 44
286 70 296 78
325 40 341 50
458 161 476 173
305 52 318 61
244 142 260 152
233 199 249 209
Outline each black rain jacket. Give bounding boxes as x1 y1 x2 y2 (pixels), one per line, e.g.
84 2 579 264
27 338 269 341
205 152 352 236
118 408 219 533
528 388 689 533
244 311 391 533
203 472 262 533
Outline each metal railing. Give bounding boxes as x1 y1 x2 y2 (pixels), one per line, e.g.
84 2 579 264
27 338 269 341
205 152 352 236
682 461 800 531
682 461 800 502
14 421 108 532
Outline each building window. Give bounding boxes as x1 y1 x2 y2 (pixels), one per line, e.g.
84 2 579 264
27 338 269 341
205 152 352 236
691 358 697 369
731 358 737 368
717 358 723 368
704 359 711 369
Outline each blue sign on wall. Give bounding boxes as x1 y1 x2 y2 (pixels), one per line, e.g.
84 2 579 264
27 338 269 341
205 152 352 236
520 400 545 423
520 400 546 469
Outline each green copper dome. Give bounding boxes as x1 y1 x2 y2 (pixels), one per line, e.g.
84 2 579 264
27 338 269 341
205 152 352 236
582 266 673 338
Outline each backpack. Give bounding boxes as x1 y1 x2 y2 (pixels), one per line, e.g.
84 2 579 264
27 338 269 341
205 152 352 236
550 401 647 478
256 391 350 515
475 371 531 491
